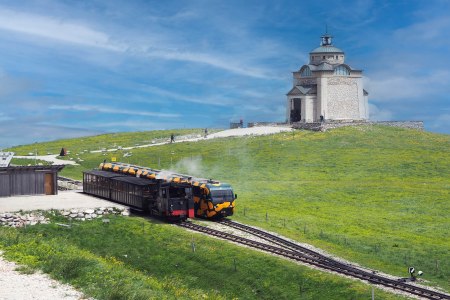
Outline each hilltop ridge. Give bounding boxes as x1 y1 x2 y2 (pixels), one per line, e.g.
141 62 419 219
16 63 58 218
6 125 450 292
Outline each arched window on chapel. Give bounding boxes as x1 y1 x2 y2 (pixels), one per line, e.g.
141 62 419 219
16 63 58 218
334 65 350 76
300 66 312 77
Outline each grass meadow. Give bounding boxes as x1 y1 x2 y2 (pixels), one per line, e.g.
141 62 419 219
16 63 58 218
0 215 403 299
5 125 450 297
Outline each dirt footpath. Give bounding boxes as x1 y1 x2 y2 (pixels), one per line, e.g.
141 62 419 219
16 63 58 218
0 252 89 300
0 191 124 299
0 191 126 213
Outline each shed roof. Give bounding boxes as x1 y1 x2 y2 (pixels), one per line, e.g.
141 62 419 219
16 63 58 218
0 165 65 173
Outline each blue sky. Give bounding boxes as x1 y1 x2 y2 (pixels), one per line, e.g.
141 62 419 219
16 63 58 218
0 0 449 148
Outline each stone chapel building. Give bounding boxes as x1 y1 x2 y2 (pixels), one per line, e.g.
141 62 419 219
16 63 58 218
286 33 369 123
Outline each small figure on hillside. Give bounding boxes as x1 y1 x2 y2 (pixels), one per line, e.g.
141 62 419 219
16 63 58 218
170 133 175 143
320 115 324 123
239 119 243 128
204 128 208 138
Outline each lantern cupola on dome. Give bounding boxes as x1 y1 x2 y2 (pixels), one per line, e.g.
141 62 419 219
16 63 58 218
309 32 344 65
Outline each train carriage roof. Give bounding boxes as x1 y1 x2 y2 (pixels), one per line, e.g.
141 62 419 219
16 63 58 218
84 169 127 178
112 175 158 186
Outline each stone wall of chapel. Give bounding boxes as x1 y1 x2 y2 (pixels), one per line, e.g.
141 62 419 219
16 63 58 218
327 77 360 119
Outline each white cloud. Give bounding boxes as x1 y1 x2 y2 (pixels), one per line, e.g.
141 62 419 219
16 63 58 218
428 113 450 132
0 71 37 97
49 104 179 118
0 8 274 79
88 120 186 130
0 112 13 122
145 50 273 79
141 85 232 106
366 70 450 102
0 8 126 51
368 103 393 121
0 122 103 148
393 17 450 46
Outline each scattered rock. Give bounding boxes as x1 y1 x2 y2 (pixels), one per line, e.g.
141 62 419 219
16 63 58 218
0 206 130 228
0 212 49 228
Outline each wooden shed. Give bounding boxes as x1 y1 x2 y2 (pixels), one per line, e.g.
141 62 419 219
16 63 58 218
0 165 64 197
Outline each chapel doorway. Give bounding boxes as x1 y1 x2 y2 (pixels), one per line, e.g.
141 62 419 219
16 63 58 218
290 98 301 122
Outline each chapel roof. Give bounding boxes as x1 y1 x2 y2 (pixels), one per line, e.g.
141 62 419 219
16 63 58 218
310 45 344 54
287 85 317 96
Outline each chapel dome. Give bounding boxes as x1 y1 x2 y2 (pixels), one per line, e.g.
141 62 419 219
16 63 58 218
310 45 344 53
309 32 345 65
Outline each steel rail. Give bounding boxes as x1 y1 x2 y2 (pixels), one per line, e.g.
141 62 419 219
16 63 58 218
177 221 450 300
219 219 337 263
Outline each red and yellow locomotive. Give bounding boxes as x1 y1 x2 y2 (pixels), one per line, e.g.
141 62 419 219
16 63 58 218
83 162 236 221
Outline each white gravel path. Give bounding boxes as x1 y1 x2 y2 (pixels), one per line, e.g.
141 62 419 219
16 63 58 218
0 191 126 213
14 155 79 166
13 126 293 165
206 126 293 139
0 251 88 300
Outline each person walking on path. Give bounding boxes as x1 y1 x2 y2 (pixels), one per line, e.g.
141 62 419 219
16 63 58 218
204 128 208 138
170 133 175 143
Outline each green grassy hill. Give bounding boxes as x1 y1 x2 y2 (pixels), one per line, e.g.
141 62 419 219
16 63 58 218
5 125 450 297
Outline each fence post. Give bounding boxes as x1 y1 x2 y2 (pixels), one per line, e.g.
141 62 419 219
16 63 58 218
191 237 196 252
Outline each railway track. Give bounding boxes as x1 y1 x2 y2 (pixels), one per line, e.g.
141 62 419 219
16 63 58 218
219 219 338 264
177 221 450 300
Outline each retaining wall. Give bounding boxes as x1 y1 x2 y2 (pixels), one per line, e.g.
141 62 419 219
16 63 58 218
292 121 424 132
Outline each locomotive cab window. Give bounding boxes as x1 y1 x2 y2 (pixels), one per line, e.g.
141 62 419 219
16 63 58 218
192 186 201 196
169 186 185 198
210 189 234 204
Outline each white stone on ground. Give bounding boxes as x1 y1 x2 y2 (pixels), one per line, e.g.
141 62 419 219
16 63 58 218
0 251 89 300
